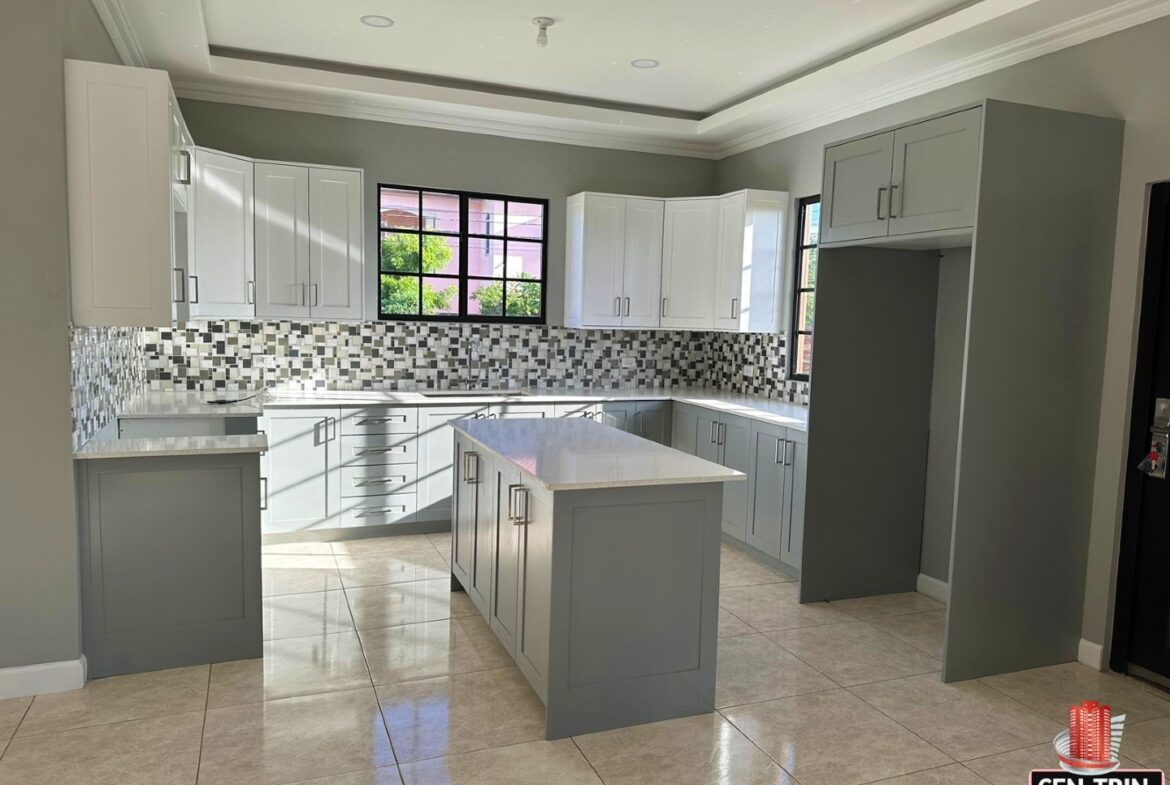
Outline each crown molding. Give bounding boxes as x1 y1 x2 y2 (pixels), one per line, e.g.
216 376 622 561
714 0 1170 157
171 78 720 160
90 0 147 67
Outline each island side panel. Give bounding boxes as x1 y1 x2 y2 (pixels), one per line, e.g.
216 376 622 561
544 481 723 739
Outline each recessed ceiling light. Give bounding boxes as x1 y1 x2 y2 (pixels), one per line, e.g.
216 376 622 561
631 59 660 69
360 14 394 28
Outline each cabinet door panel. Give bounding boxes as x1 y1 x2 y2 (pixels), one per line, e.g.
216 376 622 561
495 404 552 419
469 453 494 616
516 476 552 698
713 192 747 331
822 131 894 243
889 107 982 237
621 198 664 327
309 168 363 320
490 468 520 655
661 199 719 329
255 163 310 318
746 424 786 558
781 429 807 570
192 149 255 318
451 438 476 587
633 401 671 445
671 404 699 455
695 412 721 465
720 415 752 541
261 409 340 533
600 402 636 432
417 406 490 522
580 195 625 327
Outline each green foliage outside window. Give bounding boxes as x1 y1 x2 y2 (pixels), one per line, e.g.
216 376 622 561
380 233 456 315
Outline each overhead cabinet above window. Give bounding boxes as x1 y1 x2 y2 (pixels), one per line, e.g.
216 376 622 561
821 106 983 247
564 189 787 332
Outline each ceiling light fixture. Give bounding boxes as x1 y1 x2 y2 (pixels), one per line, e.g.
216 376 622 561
631 58 660 69
360 14 394 28
532 17 554 48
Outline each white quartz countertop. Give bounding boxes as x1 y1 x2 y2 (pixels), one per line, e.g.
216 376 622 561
118 390 265 419
451 418 746 491
74 434 268 460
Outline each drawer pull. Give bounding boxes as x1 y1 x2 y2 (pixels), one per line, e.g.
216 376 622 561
353 476 407 486
508 484 529 525
354 446 407 455
357 416 407 425
354 506 407 517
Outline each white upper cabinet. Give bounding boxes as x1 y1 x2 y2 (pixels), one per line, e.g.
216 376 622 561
191 148 255 318
822 105 983 246
661 199 720 330
254 162 311 319
308 167 364 321
66 60 183 327
564 193 662 329
888 107 982 237
713 190 786 333
170 95 194 324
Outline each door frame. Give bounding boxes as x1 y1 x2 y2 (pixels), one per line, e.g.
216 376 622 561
1109 181 1170 673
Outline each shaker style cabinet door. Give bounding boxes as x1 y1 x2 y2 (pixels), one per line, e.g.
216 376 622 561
191 148 255 318
620 198 664 327
746 423 788 559
719 414 752 542
308 167 363 320
821 131 895 244
660 199 720 329
254 162 311 319
490 467 521 655
888 107 982 237
780 427 808 570
712 192 747 331
261 409 341 533
579 194 626 327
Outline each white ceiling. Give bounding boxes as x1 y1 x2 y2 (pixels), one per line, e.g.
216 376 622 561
200 0 972 115
95 0 1170 158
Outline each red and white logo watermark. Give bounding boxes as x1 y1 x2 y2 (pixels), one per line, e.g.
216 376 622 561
1029 699 1164 785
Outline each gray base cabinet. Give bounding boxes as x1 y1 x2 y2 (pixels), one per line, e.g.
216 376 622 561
452 434 721 738
78 453 262 678
601 401 672 445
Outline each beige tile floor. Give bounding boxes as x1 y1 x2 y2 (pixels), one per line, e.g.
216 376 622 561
2 535 1169 785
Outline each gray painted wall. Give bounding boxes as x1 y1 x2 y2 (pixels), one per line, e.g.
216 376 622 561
920 249 971 583
716 16 1170 650
1 0 119 671
178 99 718 326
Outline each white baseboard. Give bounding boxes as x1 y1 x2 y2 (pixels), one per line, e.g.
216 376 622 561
0 655 86 700
916 573 950 604
1078 639 1105 671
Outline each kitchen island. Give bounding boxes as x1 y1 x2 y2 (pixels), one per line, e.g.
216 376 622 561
449 417 744 738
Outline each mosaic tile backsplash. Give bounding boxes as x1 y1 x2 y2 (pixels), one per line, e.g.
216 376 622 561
71 320 809 447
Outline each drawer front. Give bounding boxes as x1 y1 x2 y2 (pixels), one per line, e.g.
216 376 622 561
341 433 417 466
341 463 419 497
341 494 417 527
341 407 418 435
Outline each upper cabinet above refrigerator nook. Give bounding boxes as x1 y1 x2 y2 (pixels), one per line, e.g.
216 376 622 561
821 106 982 247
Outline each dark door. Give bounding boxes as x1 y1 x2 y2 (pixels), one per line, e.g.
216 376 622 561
1112 182 1170 686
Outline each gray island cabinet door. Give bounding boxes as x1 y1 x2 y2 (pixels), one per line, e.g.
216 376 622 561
469 449 495 615
451 436 477 590
489 465 522 655
514 470 553 702
822 131 894 244
746 422 788 559
261 407 341 532
418 406 490 523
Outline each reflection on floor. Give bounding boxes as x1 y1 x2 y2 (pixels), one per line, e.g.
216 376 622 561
2 534 1169 785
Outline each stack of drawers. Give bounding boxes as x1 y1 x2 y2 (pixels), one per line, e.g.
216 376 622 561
340 407 419 526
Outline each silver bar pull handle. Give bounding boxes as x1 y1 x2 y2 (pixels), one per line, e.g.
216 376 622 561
784 440 794 466
178 150 192 185
774 439 782 464
718 422 726 446
357 416 406 425
173 268 186 303
623 297 630 317
312 284 319 307
661 297 668 318
614 296 621 316
466 452 479 484
260 477 268 510
355 506 407 517
511 485 529 525
189 275 200 304
876 186 887 220
731 298 738 319
635 410 643 434
889 184 900 218
247 280 255 304
355 446 406 455
710 421 717 443
354 476 406 486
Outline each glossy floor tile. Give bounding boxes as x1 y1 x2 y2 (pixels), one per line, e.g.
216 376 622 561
263 553 344 596
869 764 989 785
399 739 601 785
979 662 1170 723
1122 716 1170 771
263 541 335 556
347 579 477 630
715 633 835 707
965 743 1142 785
719 582 851 632
574 712 795 785
361 615 513 685
208 630 373 707
851 674 1063 761
376 667 546 762
199 687 395 785
720 549 793 588
830 592 944 620
426 532 452 557
878 610 946 660
335 549 450 589
15 665 208 737
332 534 439 557
0 710 203 785
264 589 356 640
767 622 941 687
721 689 953 785
281 767 404 785
718 607 755 638
0 697 30 741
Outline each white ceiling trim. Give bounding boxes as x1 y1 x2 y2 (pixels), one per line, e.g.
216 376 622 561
90 0 147 67
713 0 1170 158
171 78 721 159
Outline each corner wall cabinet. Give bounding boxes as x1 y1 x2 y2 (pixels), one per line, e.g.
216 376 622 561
192 148 254 318
821 106 982 246
564 189 787 332
66 60 192 327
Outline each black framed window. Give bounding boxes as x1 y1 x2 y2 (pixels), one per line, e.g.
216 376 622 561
378 184 548 323
790 196 820 381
